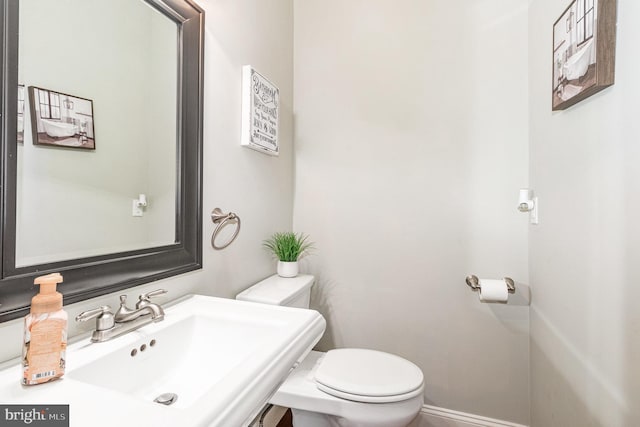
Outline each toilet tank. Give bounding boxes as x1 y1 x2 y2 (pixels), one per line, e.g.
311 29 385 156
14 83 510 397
236 274 314 309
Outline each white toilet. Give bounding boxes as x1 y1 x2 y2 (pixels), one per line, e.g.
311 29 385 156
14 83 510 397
236 275 424 427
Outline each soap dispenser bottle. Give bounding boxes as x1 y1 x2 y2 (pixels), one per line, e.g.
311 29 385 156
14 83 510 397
22 273 67 385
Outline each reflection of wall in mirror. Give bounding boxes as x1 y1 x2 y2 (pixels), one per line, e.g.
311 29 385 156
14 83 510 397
16 0 178 267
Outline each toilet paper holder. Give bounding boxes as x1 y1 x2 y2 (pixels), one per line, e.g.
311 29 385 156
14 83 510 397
465 275 516 294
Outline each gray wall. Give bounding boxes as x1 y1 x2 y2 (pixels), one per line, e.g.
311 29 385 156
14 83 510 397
292 0 530 423
529 0 640 425
0 0 294 362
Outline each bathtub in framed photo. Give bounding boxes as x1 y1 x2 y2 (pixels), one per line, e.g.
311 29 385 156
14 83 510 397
27 86 95 150
552 0 616 111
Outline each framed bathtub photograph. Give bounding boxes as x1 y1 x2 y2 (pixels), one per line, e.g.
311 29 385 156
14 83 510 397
27 86 95 150
552 0 616 111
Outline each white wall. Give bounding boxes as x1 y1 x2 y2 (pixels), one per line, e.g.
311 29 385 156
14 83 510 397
529 0 640 425
293 0 530 424
0 0 294 362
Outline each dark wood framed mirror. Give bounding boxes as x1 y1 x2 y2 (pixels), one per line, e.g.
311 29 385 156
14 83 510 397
0 0 203 322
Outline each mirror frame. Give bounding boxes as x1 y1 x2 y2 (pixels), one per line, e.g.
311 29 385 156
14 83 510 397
0 0 204 322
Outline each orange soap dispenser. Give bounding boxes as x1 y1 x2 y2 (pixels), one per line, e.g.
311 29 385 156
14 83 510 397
22 273 67 385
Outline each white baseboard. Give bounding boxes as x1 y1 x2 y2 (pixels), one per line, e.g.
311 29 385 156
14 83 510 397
413 404 528 427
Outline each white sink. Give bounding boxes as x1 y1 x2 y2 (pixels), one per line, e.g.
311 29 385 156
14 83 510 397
0 295 326 426
69 312 278 407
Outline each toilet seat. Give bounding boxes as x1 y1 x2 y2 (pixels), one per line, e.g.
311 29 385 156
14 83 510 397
270 350 424 427
314 348 424 403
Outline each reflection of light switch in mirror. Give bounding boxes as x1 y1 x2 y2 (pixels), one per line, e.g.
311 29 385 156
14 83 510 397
132 194 148 217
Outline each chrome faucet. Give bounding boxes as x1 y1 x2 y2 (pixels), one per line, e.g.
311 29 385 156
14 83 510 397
115 291 165 323
76 289 167 343
136 289 167 311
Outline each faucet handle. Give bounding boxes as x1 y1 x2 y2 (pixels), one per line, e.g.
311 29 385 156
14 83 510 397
75 305 115 331
140 289 167 300
137 289 167 307
76 305 111 322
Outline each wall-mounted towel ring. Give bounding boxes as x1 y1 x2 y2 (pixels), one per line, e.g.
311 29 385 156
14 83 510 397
211 208 241 250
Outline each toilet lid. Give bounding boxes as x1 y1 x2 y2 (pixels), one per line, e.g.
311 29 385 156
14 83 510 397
314 349 424 403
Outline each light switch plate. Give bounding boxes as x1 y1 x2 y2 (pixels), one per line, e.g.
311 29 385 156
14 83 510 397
132 199 144 217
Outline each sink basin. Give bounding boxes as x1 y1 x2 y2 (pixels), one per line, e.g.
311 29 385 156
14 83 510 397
0 295 326 426
69 313 277 407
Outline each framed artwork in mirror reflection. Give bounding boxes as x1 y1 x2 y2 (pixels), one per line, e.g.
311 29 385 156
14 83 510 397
551 0 616 111
28 86 96 150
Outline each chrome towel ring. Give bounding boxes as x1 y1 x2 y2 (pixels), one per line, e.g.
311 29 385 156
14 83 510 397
211 208 241 250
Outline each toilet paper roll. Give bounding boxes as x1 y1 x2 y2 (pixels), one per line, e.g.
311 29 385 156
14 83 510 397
478 279 509 303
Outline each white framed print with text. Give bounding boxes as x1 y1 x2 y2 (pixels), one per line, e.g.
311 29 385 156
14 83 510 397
241 65 279 155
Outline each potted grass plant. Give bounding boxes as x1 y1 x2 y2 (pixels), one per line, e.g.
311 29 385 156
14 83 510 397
263 232 313 278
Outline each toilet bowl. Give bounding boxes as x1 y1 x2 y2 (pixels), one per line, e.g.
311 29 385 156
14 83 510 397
236 275 424 427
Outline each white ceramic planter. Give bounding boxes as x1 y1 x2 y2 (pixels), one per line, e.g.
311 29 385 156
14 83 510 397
277 261 299 278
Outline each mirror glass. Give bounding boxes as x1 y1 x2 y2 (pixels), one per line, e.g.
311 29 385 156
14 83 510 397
16 0 177 267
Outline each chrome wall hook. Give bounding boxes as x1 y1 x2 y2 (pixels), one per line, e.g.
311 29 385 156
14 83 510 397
211 208 241 250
